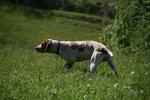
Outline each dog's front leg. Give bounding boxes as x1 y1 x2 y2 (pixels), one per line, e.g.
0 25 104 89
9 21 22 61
64 62 73 69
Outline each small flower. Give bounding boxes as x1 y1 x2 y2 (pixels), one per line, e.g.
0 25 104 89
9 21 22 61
87 84 90 87
83 95 87 100
45 86 49 90
65 74 68 77
91 90 95 94
129 60 132 63
140 90 144 94
51 89 57 95
145 72 148 75
113 83 119 88
15 70 17 73
123 85 131 89
131 71 135 75
88 78 91 81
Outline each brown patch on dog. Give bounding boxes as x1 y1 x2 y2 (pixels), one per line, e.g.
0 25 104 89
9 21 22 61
69 42 78 50
69 42 86 52
78 43 86 52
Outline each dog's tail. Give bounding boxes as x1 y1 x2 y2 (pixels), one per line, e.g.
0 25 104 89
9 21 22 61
104 48 113 56
96 48 113 56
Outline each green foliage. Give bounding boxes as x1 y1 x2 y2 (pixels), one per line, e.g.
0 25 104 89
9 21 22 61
0 0 115 18
144 33 150 47
99 23 118 49
116 0 149 47
100 0 149 48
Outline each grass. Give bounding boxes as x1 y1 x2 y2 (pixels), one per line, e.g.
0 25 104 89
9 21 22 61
0 4 102 48
1 46 150 100
0 4 150 100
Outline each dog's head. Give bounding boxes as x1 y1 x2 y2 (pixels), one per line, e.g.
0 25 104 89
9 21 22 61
35 39 52 53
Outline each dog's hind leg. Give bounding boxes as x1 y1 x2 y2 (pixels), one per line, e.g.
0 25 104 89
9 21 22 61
90 51 103 73
106 56 118 76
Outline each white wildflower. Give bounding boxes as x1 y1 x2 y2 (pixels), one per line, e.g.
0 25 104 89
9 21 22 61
113 83 119 88
51 89 57 94
45 86 49 90
91 90 95 94
83 95 87 100
88 78 92 81
145 72 148 75
129 60 132 63
87 84 90 87
15 70 17 73
131 71 135 75
140 90 144 94
123 85 131 89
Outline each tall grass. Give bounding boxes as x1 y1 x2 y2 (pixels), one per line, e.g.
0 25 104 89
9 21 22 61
0 46 150 100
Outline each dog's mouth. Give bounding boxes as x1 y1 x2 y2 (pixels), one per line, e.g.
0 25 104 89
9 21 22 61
35 47 43 53
35 44 45 53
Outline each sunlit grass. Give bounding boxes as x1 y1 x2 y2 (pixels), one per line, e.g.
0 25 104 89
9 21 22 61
0 46 150 100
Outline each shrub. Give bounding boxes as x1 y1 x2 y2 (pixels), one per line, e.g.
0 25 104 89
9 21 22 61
100 0 149 48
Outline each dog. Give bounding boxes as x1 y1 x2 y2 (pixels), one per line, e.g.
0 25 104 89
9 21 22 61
35 39 118 75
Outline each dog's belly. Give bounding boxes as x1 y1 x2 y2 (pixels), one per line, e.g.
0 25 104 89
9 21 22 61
62 52 92 62
76 51 92 61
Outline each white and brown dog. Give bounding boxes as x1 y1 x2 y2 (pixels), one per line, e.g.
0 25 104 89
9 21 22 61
35 39 118 75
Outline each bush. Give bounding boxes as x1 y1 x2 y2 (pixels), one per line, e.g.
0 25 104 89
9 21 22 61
100 0 149 48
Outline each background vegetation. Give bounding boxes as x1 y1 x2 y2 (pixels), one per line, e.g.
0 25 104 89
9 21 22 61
100 0 150 48
0 0 150 100
0 0 115 18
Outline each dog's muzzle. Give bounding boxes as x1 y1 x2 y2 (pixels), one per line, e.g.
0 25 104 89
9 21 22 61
35 47 41 52
35 45 44 53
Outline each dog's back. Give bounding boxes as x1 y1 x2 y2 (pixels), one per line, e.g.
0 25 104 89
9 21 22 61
59 40 112 62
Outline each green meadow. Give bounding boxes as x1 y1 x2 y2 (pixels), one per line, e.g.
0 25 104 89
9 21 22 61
0 3 150 100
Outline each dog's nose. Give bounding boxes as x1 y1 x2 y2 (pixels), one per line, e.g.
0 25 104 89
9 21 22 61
35 47 40 52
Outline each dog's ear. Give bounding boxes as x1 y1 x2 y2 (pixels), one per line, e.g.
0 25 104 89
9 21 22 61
41 39 52 52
